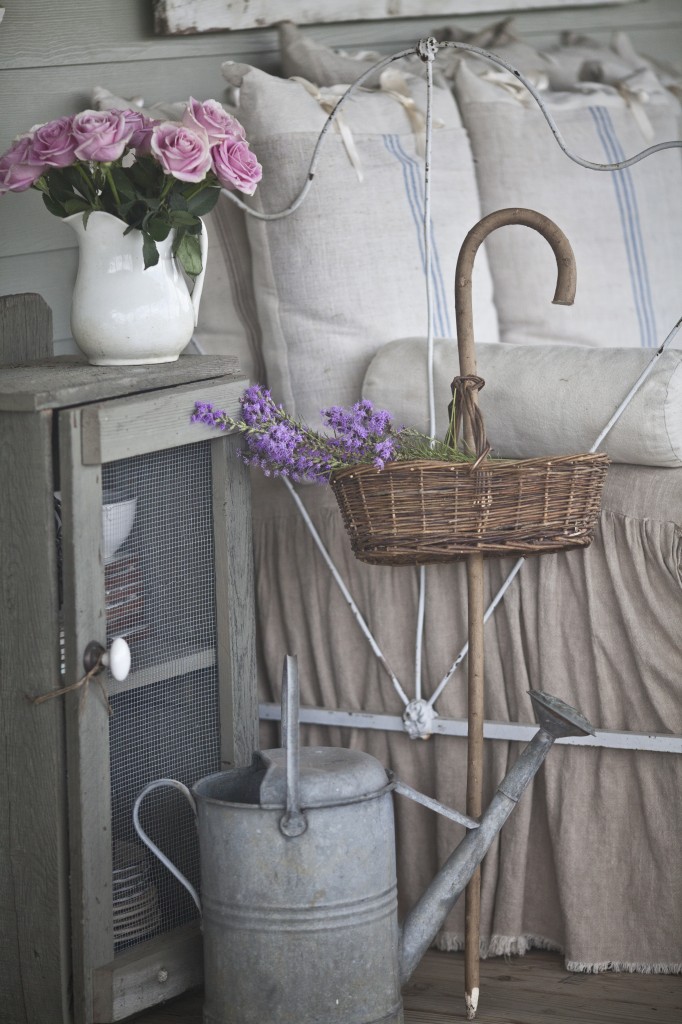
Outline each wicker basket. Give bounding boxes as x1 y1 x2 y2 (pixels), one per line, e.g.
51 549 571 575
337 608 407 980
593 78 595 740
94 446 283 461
331 209 610 567
330 452 609 566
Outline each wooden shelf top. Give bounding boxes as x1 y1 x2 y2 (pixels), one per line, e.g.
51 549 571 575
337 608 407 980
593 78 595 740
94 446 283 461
0 354 243 412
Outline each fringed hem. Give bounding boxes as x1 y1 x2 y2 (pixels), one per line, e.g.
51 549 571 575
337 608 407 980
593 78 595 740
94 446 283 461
566 960 682 975
435 933 682 974
436 932 562 959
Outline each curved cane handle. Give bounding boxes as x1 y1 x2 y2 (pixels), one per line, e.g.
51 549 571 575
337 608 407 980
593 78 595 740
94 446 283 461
454 208 576 450
132 779 201 913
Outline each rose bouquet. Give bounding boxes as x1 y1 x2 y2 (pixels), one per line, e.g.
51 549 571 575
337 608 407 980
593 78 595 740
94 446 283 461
0 98 262 276
192 384 474 483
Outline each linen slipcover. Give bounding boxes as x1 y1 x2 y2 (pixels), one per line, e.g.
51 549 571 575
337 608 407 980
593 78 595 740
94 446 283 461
251 464 682 973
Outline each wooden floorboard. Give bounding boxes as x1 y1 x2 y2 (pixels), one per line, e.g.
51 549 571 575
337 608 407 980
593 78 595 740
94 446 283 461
126 949 682 1023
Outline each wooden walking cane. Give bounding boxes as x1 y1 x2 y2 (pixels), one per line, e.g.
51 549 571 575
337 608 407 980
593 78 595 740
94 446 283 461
453 209 576 1019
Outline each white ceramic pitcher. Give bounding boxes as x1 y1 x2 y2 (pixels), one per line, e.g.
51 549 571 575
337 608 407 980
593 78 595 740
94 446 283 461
65 210 208 365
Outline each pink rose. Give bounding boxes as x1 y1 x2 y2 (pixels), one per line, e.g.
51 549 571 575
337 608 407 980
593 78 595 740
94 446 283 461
31 116 78 168
183 97 246 145
0 135 45 194
212 137 262 195
72 109 133 162
151 122 212 183
123 110 157 157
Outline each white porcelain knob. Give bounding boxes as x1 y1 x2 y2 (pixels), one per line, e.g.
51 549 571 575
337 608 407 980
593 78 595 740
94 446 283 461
102 637 131 681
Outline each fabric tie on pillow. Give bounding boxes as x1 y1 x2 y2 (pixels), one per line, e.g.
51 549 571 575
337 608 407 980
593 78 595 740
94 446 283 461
290 77 365 181
378 69 444 159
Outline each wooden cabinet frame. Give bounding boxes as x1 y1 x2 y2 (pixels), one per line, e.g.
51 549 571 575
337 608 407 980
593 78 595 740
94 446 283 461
1 356 258 1024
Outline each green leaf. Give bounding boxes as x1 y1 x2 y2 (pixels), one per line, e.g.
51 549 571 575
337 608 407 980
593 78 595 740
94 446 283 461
146 213 172 242
186 187 220 217
110 167 137 200
42 193 67 218
169 209 199 228
63 198 91 215
175 232 203 278
142 231 160 270
45 171 77 204
168 191 188 212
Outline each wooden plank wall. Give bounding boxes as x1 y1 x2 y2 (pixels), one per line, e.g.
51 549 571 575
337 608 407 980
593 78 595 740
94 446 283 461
0 0 680 354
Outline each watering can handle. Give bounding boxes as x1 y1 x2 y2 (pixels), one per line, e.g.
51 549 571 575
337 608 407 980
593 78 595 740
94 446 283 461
132 778 202 913
190 218 209 327
280 654 307 837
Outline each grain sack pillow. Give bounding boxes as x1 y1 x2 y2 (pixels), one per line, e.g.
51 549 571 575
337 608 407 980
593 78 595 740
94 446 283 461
452 61 682 351
91 87 262 382
362 337 682 467
221 62 499 427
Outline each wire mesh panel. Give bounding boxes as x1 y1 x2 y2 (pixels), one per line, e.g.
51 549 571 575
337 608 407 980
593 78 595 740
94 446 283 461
103 441 220 950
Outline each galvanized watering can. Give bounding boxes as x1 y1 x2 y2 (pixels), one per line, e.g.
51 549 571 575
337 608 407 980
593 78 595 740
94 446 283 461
134 656 595 1024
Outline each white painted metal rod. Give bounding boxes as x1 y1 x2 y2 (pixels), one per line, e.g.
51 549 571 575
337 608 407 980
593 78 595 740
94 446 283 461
282 478 410 706
427 311 682 710
259 703 682 754
222 39 682 221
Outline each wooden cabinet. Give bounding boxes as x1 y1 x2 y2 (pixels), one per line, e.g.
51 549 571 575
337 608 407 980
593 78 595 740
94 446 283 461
0 356 258 1023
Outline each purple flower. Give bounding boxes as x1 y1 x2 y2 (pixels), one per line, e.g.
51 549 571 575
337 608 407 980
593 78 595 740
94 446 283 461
192 389 399 484
183 98 246 145
0 135 45 193
30 116 78 168
212 137 262 195
123 110 157 156
71 109 134 162
151 121 212 183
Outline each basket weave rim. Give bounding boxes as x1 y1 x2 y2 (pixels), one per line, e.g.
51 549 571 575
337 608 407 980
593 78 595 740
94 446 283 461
330 452 609 480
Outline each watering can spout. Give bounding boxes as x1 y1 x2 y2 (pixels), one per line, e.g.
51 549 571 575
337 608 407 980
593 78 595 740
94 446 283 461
398 691 594 985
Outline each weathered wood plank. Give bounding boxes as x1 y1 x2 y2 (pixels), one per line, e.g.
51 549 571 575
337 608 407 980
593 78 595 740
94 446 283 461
0 293 52 365
80 376 244 463
123 949 682 1023
5 0 680 72
212 432 259 769
0 249 78 344
0 355 238 412
0 409 71 1024
92 924 203 1022
59 407 114 1024
153 0 635 36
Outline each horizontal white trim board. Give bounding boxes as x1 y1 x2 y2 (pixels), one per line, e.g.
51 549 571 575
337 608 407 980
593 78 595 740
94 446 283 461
259 703 682 754
154 0 635 35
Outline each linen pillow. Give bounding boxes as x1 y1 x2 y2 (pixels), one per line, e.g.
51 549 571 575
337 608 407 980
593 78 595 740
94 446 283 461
362 337 682 468
452 61 682 352
221 62 499 426
91 87 261 382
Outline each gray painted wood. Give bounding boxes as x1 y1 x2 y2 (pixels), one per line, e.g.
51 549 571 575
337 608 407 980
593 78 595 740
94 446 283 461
212 433 259 768
59 406 115 1024
0 0 679 348
0 355 238 412
0 361 260 1020
91 924 202 1022
0 293 52 365
153 0 636 35
80 376 244 464
0 410 71 1024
